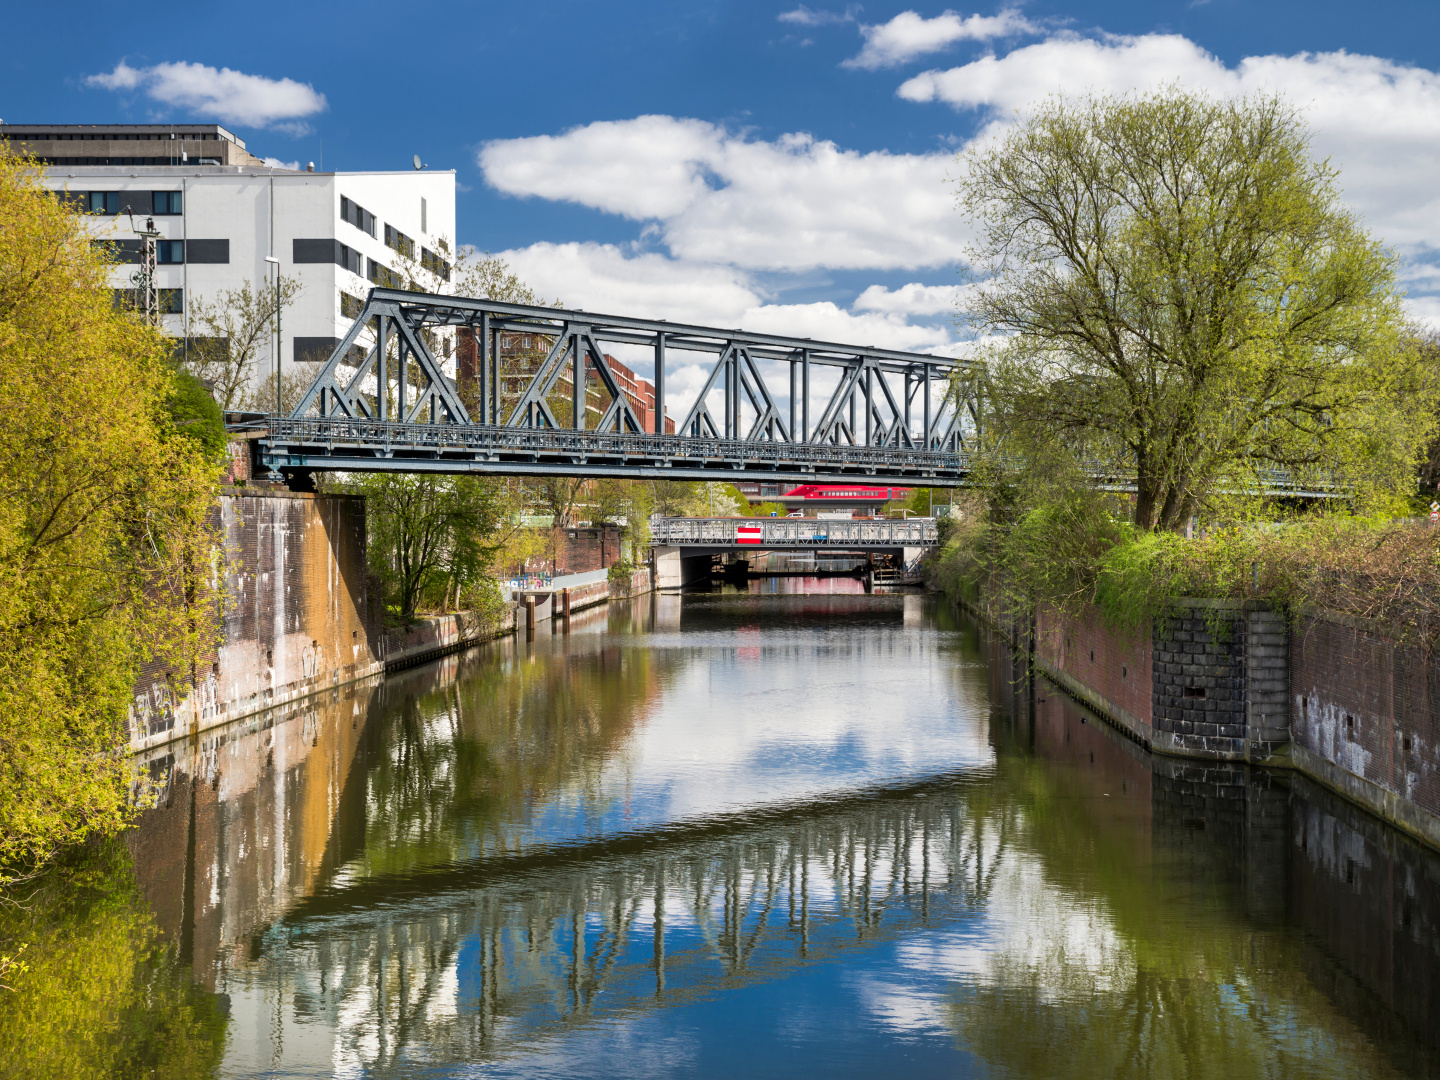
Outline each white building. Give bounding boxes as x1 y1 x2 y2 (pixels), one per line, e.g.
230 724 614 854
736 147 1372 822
2 123 456 401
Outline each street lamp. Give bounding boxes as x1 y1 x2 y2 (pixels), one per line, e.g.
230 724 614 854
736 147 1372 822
264 255 281 416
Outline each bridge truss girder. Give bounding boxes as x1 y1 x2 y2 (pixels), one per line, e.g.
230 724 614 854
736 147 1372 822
266 289 981 483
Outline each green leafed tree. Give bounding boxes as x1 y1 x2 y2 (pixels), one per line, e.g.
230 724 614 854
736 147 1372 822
349 474 512 621
957 87 1437 530
0 155 222 875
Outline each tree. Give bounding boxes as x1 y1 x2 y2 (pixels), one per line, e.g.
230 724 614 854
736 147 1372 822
958 87 1435 530
0 155 221 873
592 479 656 562
347 474 510 621
184 276 302 410
650 479 699 517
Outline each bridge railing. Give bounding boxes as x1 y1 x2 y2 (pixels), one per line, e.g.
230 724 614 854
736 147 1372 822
256 416 974 482
650 516 939 547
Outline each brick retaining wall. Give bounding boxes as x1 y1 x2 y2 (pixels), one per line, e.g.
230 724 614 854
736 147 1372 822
954 576 1440 852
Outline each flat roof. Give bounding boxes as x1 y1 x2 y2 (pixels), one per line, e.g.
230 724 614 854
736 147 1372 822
37 166 458 178
1 122 245 148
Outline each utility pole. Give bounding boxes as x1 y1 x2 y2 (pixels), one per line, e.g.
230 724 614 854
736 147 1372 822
126 210 161 327
264 255 281 415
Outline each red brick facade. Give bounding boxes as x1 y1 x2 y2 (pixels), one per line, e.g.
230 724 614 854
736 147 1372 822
1036 604 1153 732
1291 613 1440 828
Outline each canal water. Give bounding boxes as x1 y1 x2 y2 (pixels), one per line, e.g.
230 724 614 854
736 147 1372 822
5 582 1440 1078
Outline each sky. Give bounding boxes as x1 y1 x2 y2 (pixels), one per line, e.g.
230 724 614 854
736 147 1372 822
7 0 1440 354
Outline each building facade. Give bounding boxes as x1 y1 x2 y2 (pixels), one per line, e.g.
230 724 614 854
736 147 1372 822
3 123 456 401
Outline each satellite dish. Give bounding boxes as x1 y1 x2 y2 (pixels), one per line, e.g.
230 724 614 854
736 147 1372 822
413 154 423 171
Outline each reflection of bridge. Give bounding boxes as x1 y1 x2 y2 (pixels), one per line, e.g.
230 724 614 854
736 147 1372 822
259 778 1010 1073
251 289 981 486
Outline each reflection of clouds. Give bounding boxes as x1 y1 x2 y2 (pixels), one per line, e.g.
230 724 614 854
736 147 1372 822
896 859 1134 999
618 624 993 823
848 975 952 1035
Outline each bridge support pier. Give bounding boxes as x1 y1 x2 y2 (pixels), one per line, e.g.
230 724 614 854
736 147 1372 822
654 546 712 591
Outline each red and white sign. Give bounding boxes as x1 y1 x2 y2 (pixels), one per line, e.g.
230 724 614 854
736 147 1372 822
736 525 764 545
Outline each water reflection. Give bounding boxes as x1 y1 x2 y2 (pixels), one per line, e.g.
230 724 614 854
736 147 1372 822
6 591 1440 1077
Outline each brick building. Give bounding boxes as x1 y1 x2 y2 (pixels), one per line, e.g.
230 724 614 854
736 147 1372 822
456 330 673 432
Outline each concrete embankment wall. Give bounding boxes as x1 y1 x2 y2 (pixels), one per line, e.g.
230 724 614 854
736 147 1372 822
130 491 657 753
950 574 1440 852
129 488 383 755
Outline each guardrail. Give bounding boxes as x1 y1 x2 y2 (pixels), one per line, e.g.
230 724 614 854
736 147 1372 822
649 516 939 548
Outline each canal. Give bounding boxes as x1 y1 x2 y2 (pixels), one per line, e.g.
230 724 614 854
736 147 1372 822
4 582 1440 1078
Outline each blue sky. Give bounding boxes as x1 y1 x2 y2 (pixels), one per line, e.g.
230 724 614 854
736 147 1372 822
7 1 1440 353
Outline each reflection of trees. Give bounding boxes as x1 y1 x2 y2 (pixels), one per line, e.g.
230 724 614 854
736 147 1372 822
950 955 1401 1079
946 696 1408 1079
356 637 667 878
0 841 227 1079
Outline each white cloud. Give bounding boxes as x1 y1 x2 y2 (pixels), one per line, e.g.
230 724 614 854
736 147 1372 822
844 9 1038 70
262 156 301 171
494 242 762 326
85 60 327 129
778 5 855 27
854 282 965 317
479 116 968 273
897 34 1440 254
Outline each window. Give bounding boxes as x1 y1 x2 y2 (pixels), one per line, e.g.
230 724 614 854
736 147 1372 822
384 223 414 259
337 243 362 276
368 258 403 288
186 239 229 264
152 190 183 214
156 240 184 264
340 196 376 237
88 191 122 214
421 196 427 234
112 287 183 314
421 246 451 281
340 291 364 319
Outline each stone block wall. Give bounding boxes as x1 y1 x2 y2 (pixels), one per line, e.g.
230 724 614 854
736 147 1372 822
1151 602 1249 756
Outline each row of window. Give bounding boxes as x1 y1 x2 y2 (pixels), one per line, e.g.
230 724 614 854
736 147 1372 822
75 190 183 215
369 260 404 288
94 239 230 265
340 195 377 238
113 288 183 314
421 246 451 282
12 132 218 141
384 223 415 259
337 242 363 276
43 157 210 166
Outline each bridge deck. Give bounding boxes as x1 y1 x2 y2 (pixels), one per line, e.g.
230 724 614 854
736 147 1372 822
255 417 974 486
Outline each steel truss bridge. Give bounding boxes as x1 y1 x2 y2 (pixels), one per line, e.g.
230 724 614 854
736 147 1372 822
650 515 939 550
254 288 982 486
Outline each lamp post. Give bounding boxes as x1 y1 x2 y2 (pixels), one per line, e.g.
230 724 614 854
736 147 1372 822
264 255 281 415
